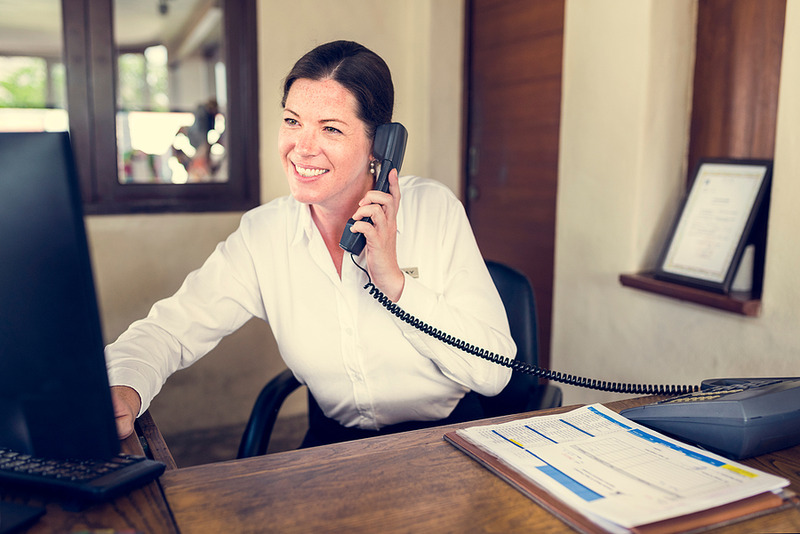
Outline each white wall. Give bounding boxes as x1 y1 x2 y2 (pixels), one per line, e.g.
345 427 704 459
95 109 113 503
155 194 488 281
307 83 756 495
764 0 800 362
553 0 798 406
87 0 465 435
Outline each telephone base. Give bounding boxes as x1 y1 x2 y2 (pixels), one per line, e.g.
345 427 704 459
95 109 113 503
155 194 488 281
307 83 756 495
621 377 800 459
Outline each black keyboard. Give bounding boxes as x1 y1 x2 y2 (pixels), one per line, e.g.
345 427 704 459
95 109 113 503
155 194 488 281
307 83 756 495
0 447 165 503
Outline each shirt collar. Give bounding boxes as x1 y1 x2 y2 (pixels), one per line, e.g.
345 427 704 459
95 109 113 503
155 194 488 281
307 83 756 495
290 192 405 247
291 200 315 246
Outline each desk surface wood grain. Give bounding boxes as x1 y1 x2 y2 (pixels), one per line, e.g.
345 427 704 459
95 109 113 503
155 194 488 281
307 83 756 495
160 399 800 533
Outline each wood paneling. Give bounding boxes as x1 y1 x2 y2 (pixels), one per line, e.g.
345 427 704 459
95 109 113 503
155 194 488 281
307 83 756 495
688 0 786 174
464 0 565 369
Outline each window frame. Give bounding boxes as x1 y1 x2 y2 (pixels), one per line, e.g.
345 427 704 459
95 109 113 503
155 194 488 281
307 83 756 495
62 0 260 214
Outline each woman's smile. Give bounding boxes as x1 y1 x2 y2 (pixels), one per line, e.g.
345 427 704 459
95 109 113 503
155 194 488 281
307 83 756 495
293 162 329 179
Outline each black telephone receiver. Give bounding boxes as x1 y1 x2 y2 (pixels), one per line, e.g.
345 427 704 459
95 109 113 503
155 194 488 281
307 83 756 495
339 122 408 255
342 120 691 396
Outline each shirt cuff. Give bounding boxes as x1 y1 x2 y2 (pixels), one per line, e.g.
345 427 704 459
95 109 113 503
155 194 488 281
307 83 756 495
107 364 158 417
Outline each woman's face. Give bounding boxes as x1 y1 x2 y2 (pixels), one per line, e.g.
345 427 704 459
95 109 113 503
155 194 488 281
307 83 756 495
279 78 373 213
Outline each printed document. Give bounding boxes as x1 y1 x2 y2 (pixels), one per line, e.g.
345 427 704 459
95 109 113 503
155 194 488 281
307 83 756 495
455 404 789 531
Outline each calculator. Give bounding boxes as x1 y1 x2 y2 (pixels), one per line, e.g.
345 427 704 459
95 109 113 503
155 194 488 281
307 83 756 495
620 377 800 459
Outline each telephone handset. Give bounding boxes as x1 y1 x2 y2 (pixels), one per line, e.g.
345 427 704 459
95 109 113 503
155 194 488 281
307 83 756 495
339 122 408 255
341 120 691 396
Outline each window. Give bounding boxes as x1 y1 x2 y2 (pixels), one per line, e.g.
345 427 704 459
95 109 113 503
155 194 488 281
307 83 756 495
0 1 68 131
0 0 259 214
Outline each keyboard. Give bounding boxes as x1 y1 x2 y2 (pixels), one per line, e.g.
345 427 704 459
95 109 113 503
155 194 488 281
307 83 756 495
0 447 165 503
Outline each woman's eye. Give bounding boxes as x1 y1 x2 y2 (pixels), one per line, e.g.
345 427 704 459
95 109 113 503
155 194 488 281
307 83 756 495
324 126 342 135
283 118 298 126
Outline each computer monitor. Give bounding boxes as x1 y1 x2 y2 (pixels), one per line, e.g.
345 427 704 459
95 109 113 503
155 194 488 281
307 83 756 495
0 131 119 460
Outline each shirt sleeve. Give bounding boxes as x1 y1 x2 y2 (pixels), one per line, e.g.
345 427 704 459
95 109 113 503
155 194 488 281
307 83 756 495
104 220 265 415
390 181 514 397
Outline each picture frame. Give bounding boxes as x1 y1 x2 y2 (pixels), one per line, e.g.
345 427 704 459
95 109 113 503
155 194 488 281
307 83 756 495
654 158 772 294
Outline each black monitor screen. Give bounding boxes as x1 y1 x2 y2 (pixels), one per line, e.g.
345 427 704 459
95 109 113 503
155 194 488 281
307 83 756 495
0 131 119 460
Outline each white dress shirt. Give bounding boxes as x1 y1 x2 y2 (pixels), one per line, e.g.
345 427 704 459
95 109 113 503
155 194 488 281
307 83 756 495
105 176 514 429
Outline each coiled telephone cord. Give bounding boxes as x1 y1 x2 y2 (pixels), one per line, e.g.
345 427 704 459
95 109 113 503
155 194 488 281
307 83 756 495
352 255 697 396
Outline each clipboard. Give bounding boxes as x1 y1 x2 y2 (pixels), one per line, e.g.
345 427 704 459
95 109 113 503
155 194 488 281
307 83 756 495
444 430 797 534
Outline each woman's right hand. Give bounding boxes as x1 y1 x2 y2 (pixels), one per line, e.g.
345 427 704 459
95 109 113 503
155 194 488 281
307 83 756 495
349 169 405 301
111 385 142 439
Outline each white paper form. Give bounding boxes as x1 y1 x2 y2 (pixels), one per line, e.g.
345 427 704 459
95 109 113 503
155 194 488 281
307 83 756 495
456 404 789 530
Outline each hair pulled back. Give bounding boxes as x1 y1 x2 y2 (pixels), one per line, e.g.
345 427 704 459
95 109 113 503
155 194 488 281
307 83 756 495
282 40 394 139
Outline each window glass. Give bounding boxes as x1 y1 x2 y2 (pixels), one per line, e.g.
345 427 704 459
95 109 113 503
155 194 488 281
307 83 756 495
0 0 68 132
0 0 258 213
114 0 228 185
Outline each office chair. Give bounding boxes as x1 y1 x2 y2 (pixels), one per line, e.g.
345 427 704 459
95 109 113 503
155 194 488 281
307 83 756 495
237 260 562 458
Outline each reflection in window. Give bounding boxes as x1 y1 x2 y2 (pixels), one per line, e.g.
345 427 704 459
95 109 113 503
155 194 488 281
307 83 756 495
2 0 257 213
114 1 228 185
0 0 67 133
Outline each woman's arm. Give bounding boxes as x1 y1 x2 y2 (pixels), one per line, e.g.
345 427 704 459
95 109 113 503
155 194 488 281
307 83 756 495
385 177 515 396
104 222 265 415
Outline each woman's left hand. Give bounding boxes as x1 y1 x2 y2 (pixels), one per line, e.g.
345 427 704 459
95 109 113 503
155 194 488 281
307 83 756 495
349 169 405 301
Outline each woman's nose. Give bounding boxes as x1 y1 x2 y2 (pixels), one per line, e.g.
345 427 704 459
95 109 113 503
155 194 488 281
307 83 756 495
295 128 318 156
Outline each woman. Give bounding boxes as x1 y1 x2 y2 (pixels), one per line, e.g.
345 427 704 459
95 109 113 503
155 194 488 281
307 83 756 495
108 40 514 447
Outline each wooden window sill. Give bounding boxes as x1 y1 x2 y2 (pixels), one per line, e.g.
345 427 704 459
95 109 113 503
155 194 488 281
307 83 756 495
619 272 761 317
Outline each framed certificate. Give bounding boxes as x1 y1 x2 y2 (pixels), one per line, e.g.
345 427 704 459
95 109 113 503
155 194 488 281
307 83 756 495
654 158 772 293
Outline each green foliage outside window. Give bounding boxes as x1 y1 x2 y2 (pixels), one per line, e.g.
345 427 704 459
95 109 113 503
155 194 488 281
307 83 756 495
0 57 47 108
117 46 169 112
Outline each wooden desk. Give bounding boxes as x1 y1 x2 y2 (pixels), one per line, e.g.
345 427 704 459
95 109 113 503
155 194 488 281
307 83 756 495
8 399 800 533
159 398 800 533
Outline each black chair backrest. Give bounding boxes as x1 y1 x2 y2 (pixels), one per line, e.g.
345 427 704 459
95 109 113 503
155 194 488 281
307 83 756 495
478 260 541 417
485 260 539 367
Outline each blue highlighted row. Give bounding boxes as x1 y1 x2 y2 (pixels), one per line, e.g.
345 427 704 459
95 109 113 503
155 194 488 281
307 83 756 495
492 430 604 502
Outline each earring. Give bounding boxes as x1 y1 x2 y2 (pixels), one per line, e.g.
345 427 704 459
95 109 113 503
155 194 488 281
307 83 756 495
369 160 377 176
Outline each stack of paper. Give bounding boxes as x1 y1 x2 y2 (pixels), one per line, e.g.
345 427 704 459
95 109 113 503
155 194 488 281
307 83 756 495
446 404 792 533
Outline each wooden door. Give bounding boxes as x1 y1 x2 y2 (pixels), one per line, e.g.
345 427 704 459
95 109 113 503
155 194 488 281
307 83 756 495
464 0 564 368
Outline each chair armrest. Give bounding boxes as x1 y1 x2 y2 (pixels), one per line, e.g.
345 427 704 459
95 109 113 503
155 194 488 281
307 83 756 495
237 369 302 458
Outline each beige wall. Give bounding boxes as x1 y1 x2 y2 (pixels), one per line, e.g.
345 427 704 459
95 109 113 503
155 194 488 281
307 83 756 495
87 1 465 435
553 0 799 406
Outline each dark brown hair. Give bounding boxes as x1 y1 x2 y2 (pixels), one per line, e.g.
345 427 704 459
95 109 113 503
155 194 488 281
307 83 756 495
282 40 394 139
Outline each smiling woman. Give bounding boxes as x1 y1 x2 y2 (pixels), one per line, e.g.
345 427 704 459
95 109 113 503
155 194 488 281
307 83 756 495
104 39 514 451
0 0 259 214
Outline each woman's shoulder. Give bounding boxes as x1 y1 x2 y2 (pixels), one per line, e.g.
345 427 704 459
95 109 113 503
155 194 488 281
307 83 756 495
397 176 466 231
